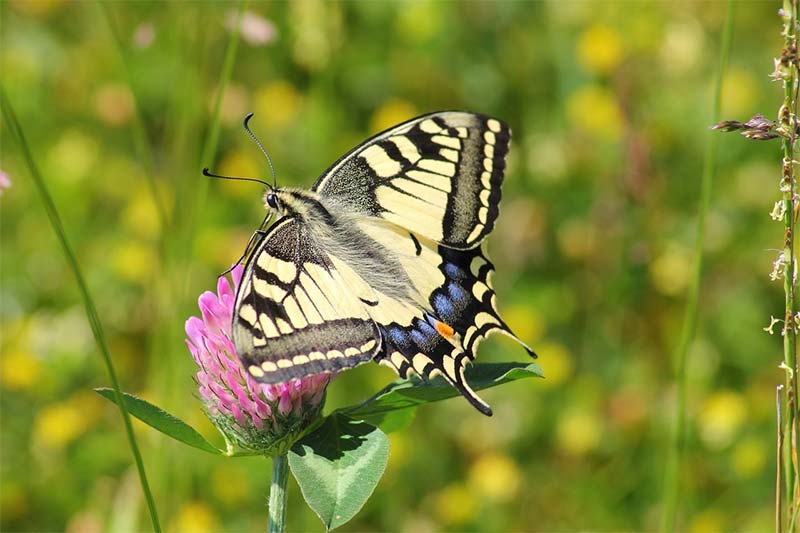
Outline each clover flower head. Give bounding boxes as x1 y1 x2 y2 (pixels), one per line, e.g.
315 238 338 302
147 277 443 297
185 265 330 455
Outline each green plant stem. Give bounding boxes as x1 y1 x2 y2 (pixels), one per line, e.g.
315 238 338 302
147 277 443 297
779 1 800 526
181 0 246 270
96 0 168 234
268 454 289 533
779 385 786 533
659 3 735 532
0 87 162 532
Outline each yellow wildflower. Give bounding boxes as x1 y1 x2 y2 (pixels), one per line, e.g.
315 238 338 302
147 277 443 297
577 25 623 75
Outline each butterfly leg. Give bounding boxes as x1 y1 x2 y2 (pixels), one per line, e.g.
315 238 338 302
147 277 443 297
219 213 274 278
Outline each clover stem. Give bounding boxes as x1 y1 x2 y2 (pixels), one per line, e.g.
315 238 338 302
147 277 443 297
268 453 289 533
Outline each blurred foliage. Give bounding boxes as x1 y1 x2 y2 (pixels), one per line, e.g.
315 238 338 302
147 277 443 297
0 1 786 531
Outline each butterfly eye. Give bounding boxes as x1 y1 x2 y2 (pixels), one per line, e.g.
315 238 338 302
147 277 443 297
266 192 279 210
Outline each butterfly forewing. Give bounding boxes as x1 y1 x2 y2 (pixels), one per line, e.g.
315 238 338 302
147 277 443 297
232 217 382 382
312 111 510 250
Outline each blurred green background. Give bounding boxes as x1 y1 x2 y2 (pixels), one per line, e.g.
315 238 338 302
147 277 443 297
0 1 786 531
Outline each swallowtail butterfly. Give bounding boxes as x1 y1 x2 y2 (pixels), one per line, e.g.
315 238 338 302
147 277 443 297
221 111 535 416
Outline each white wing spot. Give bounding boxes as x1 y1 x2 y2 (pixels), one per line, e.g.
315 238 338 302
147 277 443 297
464 325 478 346
405 170 452 192
487 119 502 132
275 259 297 284
420 119 443 134
442 356 457 380
360 339 377 352
293 355 310 364
360 144 402 177
475 312 497 329
418 158 456 177
249 365 265 378
479 189 490 206
239 304 258 325
276 318 293 334
467 223 484 243
252 277 272 297
393 178 448 207
473 281 489 301
484 131 496 145
260 314 279 338
412 353 432 373
484 144 494 158
470 255 488 276
378 358 397 370
389 135 421 164
282 297 308 329
390 351 406 368
478 206 488 224
261 361 278 372
257 251 271 271
432 134 461 149
439 148 459 162
277 359 292 369
481 171 492 189
327 349 344 359
309 351 326 361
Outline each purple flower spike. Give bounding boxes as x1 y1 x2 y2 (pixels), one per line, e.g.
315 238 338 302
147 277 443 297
186 265 331 455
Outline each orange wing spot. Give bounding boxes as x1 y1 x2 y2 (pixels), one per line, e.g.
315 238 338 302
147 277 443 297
435 320 455 338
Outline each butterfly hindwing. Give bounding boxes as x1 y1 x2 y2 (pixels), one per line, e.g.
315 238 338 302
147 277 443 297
233 217 382 383
352 219 533 415
312 111 510 250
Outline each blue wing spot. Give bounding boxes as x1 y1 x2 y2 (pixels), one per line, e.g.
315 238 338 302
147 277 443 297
409 329 428 348
410 320 439 350
417 319 436 336
432 292 456 323
384 325 412 351
444 262 466 282
447 281 469 304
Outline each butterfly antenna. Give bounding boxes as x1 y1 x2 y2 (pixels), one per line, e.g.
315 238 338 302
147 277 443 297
243 113 278 189
202 168 271 188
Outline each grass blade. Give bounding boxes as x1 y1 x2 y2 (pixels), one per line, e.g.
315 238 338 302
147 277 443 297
1 87 162 532
182 0 247 266
659 3 735 531
96 1 169 234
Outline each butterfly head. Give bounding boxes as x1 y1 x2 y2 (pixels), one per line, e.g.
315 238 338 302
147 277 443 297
264 187 282 212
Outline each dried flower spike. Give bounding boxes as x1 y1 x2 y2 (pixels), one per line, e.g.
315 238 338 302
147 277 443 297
713 114 780 140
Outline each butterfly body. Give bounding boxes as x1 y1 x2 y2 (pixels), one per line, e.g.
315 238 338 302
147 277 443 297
231 111 534 415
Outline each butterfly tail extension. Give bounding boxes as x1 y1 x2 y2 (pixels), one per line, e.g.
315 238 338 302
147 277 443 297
435 245 537 360
376 319 494 416
448 355 493 416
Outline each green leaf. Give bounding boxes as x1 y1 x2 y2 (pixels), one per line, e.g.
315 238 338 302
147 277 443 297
341 362 543 419
289 414 389 531
95 388 224 455
361 407 417 434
